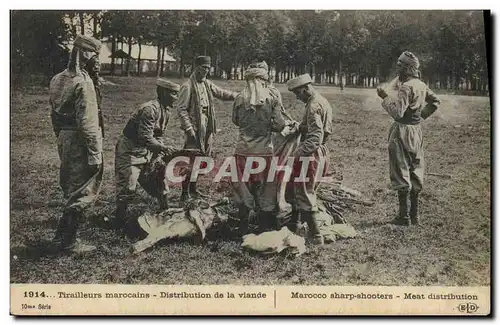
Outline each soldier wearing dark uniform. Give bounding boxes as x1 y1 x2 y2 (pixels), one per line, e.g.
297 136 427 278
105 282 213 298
113 79 179 237
377 51 440 226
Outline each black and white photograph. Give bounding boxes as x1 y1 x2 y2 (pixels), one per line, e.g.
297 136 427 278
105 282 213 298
9 9 492 315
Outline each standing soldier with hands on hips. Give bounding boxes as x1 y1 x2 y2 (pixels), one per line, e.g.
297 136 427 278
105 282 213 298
377 51 440 226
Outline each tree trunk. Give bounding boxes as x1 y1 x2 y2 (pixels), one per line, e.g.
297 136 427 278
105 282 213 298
179 47 185 79
160 47 165 76
137 41 142 76
110 37 116 76
338 59 344 89
125 36 132 76
71 14 77 38
79 12 85 35
93 12 99 38
156 42 161 77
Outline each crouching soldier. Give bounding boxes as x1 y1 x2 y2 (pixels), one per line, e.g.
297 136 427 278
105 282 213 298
112 79 179 237
377 51 440 226
286 74 333 246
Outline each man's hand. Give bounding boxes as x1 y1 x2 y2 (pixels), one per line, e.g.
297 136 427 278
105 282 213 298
377 87 388 99
187 128 197 142
161 145 176 156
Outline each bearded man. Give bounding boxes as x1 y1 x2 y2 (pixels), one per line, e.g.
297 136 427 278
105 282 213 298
176 56 238 202
48 35 103 253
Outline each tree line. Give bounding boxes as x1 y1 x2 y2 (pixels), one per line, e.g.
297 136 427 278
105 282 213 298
11 10 490 93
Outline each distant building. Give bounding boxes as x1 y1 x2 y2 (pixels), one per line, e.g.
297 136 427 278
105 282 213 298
61 37 177 75
98 39 177 75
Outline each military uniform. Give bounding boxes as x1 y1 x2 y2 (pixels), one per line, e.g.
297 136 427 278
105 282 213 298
232 82 287 232
380 51 441 226
49 35 103 252
115 99 172 210
288 93 333 212
286 74 333 244
176 56 237 199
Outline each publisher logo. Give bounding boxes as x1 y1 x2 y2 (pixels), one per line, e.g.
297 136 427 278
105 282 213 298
457 302 479 314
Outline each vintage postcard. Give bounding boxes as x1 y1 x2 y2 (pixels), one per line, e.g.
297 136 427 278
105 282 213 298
9 9 491 316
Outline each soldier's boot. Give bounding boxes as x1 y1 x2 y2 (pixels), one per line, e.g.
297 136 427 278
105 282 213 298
50 210 96 254
287 209 302 235
180 178 191 202
410 190 420 226
237 204 250 237
108 201 128 230
302 210 324 246
158 194 169 210
392 190 411 226
258 210 279 234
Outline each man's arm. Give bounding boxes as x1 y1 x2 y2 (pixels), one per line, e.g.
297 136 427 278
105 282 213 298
421 86 441 119
208 81 238 101
232 96 242 126
269 88 287 133
74 79 102 165
176 83 194 132
295 104 324 157
381 84 411 120
137 106 168 153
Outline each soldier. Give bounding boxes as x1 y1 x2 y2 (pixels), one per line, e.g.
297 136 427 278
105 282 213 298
48 35 103 253
377 51 440 226
113 79 179 238
176 56 238 202
232 61 287 236
286 74 333 246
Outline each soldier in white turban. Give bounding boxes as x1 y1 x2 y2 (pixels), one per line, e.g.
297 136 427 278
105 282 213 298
232 61 287 236
377 51 441 226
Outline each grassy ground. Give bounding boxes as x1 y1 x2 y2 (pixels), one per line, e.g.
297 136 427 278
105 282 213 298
10 76 491 285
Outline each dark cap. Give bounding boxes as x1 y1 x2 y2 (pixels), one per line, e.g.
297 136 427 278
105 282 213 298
195 56 211 68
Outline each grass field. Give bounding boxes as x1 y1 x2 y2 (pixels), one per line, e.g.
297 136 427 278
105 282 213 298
10 76 491 285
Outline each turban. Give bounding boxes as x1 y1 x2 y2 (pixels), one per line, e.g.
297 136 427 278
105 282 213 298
73 35 102 53
156 78 180 92
242 61 270 108
287 74 312 91
195 56 211 68
244 61 269 81
398 51 420 69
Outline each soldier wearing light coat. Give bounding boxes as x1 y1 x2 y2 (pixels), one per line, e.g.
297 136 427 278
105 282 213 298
176 56 238 201
48 35 103 253
232 61 287 235
286 74 334 246
377 51 440 226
